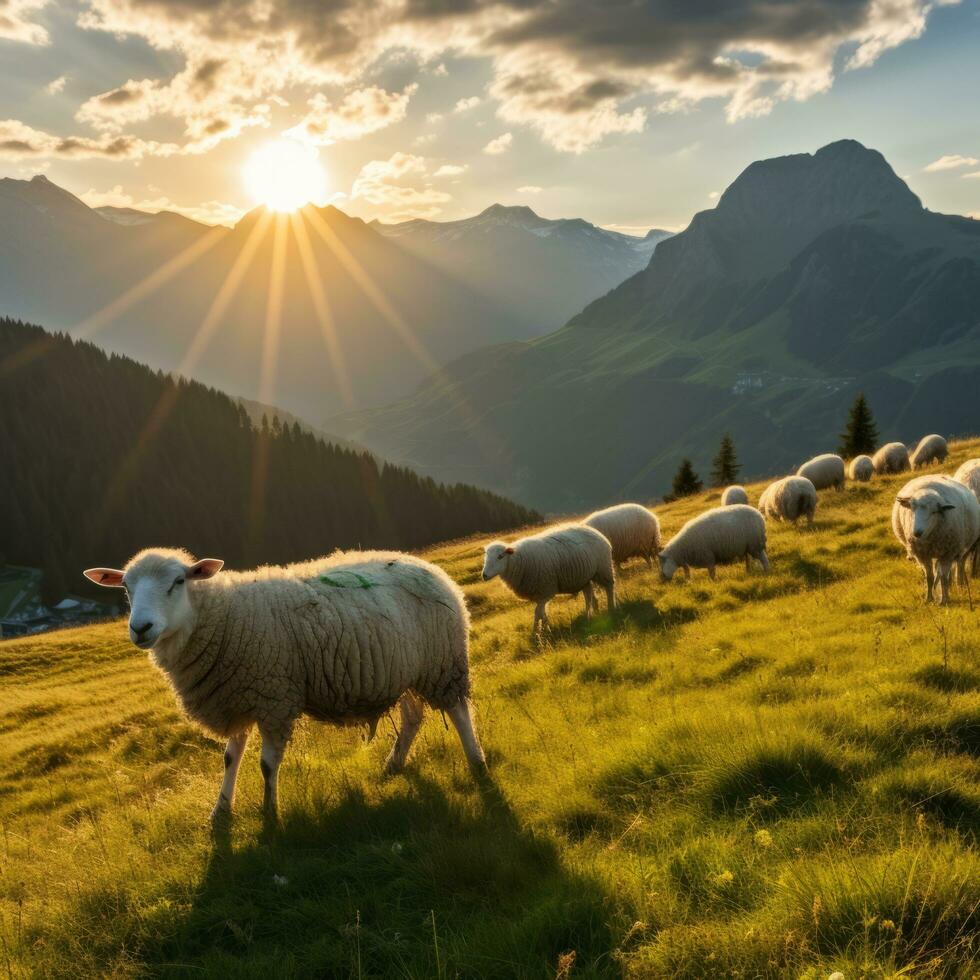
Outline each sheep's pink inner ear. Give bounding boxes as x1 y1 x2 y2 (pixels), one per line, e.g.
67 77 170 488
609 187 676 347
84 568 125 587
188 558 224 579
504 547 514 555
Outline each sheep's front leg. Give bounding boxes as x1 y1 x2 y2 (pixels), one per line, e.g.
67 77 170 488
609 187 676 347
533 600 550 636
758 550 770 574
707 564 717 581
211 728 250 821
921 560 935 603
582 583 596 618
937 561 952 606
259 723 292 821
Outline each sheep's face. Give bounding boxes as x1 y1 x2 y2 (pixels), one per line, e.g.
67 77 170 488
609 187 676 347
659 555 678 583
481 542 513 581
897 492 955 541
84 550 223 649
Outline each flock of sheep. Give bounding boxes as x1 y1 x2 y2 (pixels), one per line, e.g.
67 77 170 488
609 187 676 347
81 433 979 822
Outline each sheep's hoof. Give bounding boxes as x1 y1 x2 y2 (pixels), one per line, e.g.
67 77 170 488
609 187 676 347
209 802 233 827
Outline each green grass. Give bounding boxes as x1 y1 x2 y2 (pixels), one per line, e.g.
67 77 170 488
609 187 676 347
2 443 979 978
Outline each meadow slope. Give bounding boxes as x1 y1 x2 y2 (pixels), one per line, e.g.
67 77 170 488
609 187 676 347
1 441 978 978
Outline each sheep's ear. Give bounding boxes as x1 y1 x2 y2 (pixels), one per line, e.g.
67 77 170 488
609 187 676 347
504 547 514 555
940 504 956 512
897 497 911 509
187 558 223 579
84 568 125 587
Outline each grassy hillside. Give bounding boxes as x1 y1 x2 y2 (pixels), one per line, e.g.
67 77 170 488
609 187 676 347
1 441 978 978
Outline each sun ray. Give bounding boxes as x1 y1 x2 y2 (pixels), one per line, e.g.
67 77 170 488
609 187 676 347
290 210 354 410
93 210 274 531
248 213 289 558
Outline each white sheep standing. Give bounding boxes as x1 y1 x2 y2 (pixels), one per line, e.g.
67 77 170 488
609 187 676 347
482 524 615 634
84 548 486 821
848 455 874 482
873 442 910 475
584 503 660 571
891 476 980 605
658 505 769 582
796 453 845 490
953 458 980 575
758 476 818 525
910 434 948 469
721 486 749 506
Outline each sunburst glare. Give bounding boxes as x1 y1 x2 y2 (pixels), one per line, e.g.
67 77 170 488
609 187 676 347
243 139 327 213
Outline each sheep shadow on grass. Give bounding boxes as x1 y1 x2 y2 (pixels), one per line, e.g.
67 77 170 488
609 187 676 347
535 598 698 650
142 772 621 978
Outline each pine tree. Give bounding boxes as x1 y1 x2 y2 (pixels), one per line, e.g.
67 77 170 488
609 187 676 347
710 433 740 487
839 393 879 457
667 459 703 501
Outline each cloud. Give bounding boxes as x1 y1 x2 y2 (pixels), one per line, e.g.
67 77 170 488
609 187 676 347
708 190 720 200
453 96 481 113
0 0 48 44
285 84 416 145
963 171 980 180
350 152 450 219
60 0 956 156
483 132 512 155
79 184 244 225
431 62 448 76
433 163 466 177
45 75 66 95
0 118 179 159
924 153 979 172
517 184 542 193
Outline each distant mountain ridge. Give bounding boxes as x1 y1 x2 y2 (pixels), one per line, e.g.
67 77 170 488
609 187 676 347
332 140 980 511
371 204 671 334
0 177 667 421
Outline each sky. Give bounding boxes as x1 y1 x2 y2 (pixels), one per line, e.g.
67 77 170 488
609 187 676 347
1 0 979 231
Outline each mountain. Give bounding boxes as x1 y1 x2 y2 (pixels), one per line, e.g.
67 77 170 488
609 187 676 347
330 140 980 511
0 317 539 601
372 204 671 332
0 177 664 422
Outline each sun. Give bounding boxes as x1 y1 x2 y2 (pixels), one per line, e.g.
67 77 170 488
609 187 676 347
243 139 328 213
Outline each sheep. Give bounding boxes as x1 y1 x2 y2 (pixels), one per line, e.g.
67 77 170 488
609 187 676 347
910 434 948 469
84 548 486 821
758 476 818 525
873 442 910 475
721 486 749 506
583 503 660 571
891 476 980 605
797 453 845 490
848 455 874 482
658 505 769 582
953 459 980 575
482 524 615 634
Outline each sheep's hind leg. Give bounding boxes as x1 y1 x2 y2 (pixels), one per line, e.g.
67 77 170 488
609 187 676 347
211 728 250 822
758 550 770 573
582 583 596 618
383 692 425 776
447 699 487 773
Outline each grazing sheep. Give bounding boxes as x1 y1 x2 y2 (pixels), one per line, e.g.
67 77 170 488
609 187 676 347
721 486 749 506
84 548 486 821
873 442 910 475
659 505 769 582
891 477 980 605
848 455 874 482
759 476 818 525
953 459 980 575
910 434 948 469
482 524 615 634
584 503 660 571
797 453 845 490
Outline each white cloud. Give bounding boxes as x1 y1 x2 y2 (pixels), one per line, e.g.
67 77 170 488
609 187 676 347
350 152 450 220
708 190 720 200
0 0 49 44
425 112 444 124
0 118 180 159
45 75 66 95
284 84 416 145
483 132 513 155
961 170 980 180
453 96 481 113
517 184 542 193
924 154 979 172
431 62 448 76
79 184 243 225
434 163 467 177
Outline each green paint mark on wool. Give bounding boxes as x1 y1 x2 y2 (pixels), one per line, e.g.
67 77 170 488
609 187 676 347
320 572 377 589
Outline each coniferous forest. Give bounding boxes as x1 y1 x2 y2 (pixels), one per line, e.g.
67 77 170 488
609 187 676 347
0 319 539 602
